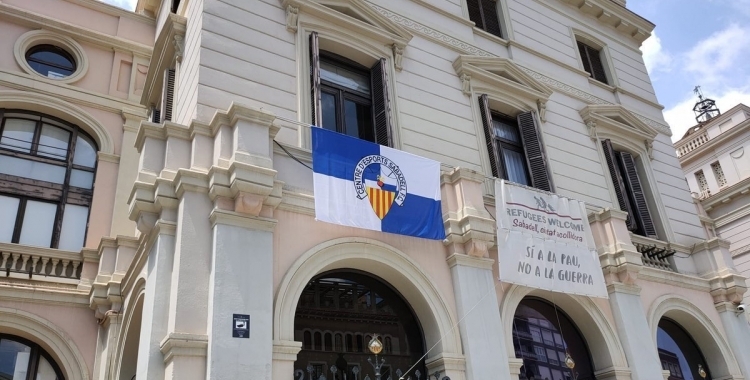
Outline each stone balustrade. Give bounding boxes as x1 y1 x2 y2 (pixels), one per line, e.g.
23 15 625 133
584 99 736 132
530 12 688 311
630 235 676 272
0 242 82 283
676 130 709 157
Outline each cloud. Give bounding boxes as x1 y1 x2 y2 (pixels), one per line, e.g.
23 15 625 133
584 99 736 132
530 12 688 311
664 88 750 141
99 0 138 11
683 24 750 86
641 31 672 76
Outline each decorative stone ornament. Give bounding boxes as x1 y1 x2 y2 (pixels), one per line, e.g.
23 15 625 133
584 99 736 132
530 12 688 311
173 35 184 63
460 73 471 96
286 5 299 32
392 44 404 71
537 99 547 122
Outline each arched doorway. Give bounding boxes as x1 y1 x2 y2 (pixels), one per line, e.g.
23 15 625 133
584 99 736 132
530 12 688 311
0 334 65 380
657 318 710 380
294 270 426 380
117 295 144 380
512 297 595 380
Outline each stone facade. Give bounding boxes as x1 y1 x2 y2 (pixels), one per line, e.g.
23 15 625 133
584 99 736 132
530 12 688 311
1 1 749 380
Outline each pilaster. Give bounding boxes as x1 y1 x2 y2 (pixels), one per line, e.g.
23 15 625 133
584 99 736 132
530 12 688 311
442 167 505 380
111 107 146 236
589 208 664 380
715 302 750 379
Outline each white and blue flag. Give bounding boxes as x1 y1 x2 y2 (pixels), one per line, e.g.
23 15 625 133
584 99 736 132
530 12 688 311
312 128 445 240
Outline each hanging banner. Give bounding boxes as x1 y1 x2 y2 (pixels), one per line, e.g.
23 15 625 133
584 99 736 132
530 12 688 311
496 180 608 298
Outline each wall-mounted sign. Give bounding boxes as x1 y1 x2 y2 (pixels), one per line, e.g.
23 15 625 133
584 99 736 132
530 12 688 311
495 180 608 298
233 314 250 338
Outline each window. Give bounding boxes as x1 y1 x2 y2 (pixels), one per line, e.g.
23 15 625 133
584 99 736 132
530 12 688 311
171 0 181 12
309 32 393 146
602 139 657 238
0 110 97 251
711 161 726 187
657 319 711 380
467 0 503 38
695 170 710 197
478 94 553 191
577 40 608 84
0 334 65 380
25 45 76 80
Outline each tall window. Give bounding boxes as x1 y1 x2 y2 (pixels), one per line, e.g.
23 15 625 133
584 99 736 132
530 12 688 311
467 0 503 38
602 139 657 238
577 40 608 84
710 161 726 187
512 298 595 380
478 95 553 192
0 334 65 380
310 32 393 146
0 110 97 251
695 170 710 198
657 319 711 380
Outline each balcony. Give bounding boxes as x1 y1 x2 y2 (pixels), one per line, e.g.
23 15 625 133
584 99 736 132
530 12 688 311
675 130 709 158
0 242 83 284
630 235 676 272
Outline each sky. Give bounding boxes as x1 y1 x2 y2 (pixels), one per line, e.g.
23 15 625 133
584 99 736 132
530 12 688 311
102 0 750 141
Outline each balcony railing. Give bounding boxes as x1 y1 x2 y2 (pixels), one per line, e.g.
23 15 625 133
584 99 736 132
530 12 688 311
676 131 709 158
0 242 82 283
631 236 676 272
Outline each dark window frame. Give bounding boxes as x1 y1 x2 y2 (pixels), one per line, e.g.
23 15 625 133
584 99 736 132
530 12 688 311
491 112 532 185
577 40 609 84
0 333 66 380
467 0 504 39
0 109 98 250
319 52 375 142
25 44 77 79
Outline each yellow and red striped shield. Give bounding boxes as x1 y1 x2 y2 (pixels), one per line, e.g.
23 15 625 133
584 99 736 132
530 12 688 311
366 186 396 219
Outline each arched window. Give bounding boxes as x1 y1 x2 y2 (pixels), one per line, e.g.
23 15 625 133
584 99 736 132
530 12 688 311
512 298 595 380
0 334 65 380
294 271 426 379
0 110 97 251
657 318 711 380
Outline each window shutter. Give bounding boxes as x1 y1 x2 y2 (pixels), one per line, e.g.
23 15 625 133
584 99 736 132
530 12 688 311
309 32 322 127
517 111 553 192
467 0 483 29
480 0 503 38
370 58 392 147
479 94 501 178
586 45 608 84
160 68 175 122
576 41 592 76
617 151 657 238
151 107 161 124
601 139 637 231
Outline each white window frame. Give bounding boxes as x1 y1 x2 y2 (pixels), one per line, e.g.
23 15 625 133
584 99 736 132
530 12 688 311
570 28 619 88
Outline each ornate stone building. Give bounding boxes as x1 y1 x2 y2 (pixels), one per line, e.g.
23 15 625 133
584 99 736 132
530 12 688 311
1 0 749 379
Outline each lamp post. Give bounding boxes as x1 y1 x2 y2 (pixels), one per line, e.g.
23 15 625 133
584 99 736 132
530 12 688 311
367 335 386 380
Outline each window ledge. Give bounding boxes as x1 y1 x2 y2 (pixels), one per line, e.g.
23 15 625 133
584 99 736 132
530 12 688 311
587 77 615 92
472 27 509 47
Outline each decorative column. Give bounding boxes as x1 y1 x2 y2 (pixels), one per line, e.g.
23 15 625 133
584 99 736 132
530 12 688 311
443 167 502 380
590 209 664 380
204 104 282 379
694 238 750 378
111 107 145 236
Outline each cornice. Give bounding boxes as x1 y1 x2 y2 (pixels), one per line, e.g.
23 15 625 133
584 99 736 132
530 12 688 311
140 13 187 107
0 69 146 115
0 284 90 308
579 104 658 143
446 253 495 270
558 0 653 43
453 55 553 102
637 267 711 292
701 176 750 213
0 2 153 55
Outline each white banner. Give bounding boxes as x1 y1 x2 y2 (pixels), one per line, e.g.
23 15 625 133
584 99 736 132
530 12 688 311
496 180 608 298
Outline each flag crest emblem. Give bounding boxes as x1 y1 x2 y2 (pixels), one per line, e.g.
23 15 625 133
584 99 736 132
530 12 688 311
312 127 445 240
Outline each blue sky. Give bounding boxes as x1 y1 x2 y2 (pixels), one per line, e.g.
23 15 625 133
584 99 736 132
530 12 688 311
103 0 750 141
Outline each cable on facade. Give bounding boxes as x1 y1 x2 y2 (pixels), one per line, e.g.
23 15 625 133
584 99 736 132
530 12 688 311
274 139 313 171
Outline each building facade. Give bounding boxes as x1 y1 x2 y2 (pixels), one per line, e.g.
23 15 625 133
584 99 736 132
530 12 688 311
676 103 750 279
1 0 750 380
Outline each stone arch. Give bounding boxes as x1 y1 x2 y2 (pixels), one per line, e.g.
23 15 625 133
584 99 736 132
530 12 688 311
0 90 114 154
648 295 743 379
274 238 464 361
114 277 147 380
500 286 629 373
0 307 90 380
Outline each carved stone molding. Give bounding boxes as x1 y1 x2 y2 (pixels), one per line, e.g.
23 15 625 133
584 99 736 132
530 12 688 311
459 73 471 95
285 5 299 32
586 120 597 141
371 4 493 57
392 43 404 71
173 34 184 63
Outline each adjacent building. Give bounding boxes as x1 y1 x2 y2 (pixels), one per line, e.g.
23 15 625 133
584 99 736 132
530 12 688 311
1 0 750 380
676 102 750 279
